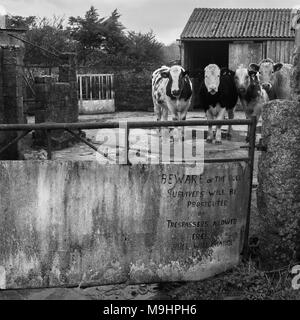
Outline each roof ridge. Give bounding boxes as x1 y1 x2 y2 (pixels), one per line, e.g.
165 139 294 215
194 8 292 11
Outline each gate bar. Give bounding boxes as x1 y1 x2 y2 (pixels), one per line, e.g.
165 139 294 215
65 129 115 162
242 116 257 259
0 119 252 131
0 130 32 156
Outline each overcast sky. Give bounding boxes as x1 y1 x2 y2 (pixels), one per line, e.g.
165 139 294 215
1 0 300 44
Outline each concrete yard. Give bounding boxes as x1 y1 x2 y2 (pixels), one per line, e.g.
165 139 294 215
26 111 259 162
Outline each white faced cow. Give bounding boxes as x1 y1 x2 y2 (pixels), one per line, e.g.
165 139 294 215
199 64 238 144
152 65 192 122
235 65 269 141
249 59 292 100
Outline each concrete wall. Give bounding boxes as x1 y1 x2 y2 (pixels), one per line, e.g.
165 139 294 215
79 100 115 114
0 161 250 289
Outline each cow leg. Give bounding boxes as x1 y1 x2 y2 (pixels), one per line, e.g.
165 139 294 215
252 103 262 143
154 102 162 121
227 108 234 140
206 109 214 143
162 105 168 121
154 102 162 136
161 106 169 140
178 110 188 142
165 107 178 141
215 105 226 144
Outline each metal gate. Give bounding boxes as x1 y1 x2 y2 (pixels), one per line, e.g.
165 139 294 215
77 74 115 115
0 117 257 288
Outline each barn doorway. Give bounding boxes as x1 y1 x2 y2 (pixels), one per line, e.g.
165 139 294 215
187 41 229 72
184 41 229 110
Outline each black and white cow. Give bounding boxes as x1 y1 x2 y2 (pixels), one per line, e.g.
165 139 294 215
199 64 238 144
152 65 193 122
234 65 269 141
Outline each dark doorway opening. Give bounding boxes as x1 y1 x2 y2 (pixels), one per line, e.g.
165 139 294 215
184 41 229 110
188 41 229 72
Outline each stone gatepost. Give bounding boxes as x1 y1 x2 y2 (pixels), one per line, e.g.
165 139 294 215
34 52 79 149
0 21 26 160
256 10 300 266
0 45 25 159
257 101 300 266
58 52 78 123
34 76 76 149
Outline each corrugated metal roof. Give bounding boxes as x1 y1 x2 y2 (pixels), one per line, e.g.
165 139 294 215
181 8 294 39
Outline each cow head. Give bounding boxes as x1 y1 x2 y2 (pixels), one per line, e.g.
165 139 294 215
204 64 220 95
234 66 257 95
249 59 283 92
161 65 189 98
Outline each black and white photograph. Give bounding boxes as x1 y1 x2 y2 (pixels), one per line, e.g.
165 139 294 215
0 0 300 308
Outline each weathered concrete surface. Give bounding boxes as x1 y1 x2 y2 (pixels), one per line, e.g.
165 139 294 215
79 99 115 114
0 161 250 289
257 100 300 265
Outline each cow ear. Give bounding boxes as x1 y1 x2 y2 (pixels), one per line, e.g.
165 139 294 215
182 70 189 77
248 70 257 77
249 63 260 72
161 71 169 78
274 63 283 72
220 68 227 75
197 70 204 79
227 69 234 76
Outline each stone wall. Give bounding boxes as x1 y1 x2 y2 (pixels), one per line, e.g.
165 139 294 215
79 65 154 112
34 53 79 149
0 45 25 160
114 69 153 112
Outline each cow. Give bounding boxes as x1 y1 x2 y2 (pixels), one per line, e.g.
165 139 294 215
249 59 292 100
199 64 238 144
152 65 192 122
234 65 269 141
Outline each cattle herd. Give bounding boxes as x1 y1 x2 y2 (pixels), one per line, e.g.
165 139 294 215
152 59 293 144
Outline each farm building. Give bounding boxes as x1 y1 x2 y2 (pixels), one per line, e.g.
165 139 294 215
180 8 295 109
